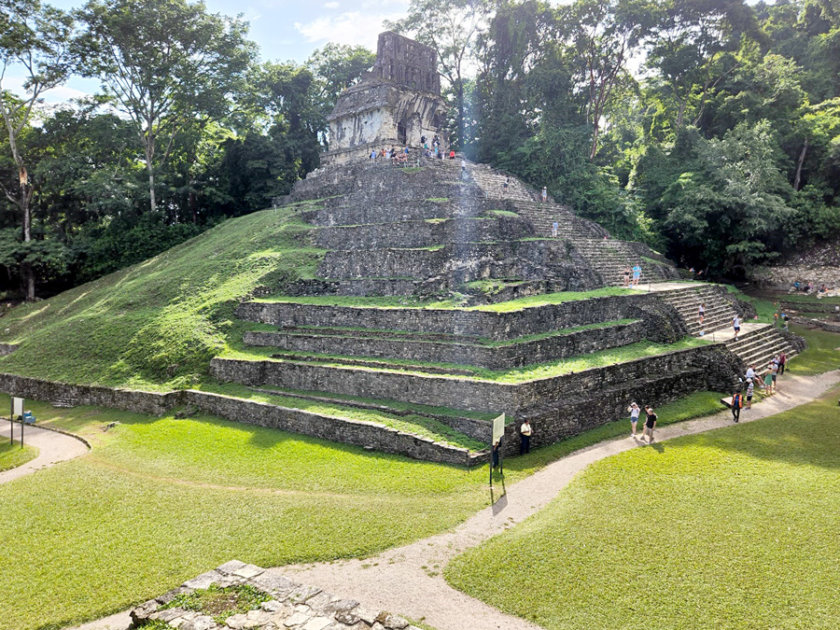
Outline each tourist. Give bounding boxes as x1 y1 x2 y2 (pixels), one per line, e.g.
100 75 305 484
769 360 779 394
541 186 547 203
732 314 740 340
552 221 559 238
369 149 376 160
520 419 533 454
623 266 631 288
642 406 657 443
628 402 641 437
449 149 455 159
632 264 642 287
746 379 754 409
503 177 509 195
731 391 743 423
698 302 705 325
779 350 787 375
763 362 774 394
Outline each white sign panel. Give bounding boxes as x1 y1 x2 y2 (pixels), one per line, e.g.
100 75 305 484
13 397 23 418
492 413 505 444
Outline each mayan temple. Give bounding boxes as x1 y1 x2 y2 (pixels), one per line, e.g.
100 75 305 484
208 33 800 464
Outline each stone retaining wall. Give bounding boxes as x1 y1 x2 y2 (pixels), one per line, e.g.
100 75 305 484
237 293 670 340
314 215 533 250
210 343 739 416
0 373 479 466
244 320 647 369
0 343 19 356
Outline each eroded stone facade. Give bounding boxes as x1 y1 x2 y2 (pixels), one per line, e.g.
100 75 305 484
323 32 447 166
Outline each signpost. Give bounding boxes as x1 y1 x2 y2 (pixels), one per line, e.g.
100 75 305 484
9 397 24 448
489 413 505 488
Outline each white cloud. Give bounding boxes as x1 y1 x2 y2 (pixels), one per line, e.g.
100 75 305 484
295 8 407 48
324 1 339 8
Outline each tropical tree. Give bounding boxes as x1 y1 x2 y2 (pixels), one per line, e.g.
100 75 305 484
75 0 254 214
0 0 74 299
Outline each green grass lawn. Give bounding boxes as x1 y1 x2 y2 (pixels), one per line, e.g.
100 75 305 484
445 386 840 630
0 385 732 630
0 206 324 390
0 440 37 472
788 325 840 376
0 399 493 630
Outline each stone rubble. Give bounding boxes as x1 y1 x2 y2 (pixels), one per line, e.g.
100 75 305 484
130 560 421 630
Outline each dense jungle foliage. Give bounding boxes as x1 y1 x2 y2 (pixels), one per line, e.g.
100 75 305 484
1 0 839 299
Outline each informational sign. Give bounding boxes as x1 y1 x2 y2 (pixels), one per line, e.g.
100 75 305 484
492 413 505 444
13 397 23 419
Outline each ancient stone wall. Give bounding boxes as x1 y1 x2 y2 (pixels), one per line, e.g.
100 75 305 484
244 320 646 370
210 344 739 417
237 293 667 340
371 31 440 94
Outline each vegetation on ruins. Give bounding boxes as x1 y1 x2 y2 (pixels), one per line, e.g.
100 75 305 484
446 384 840 630
1 0 839 298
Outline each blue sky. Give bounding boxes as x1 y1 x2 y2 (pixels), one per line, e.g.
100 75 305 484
8 0 411 102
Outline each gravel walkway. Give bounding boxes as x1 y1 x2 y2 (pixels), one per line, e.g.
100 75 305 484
279 368 840 630
0 421 89 485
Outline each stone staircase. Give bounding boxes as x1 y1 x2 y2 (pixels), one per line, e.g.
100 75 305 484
725 325 799 371
572 238 677 286
466 162 539 202
656 285 740 336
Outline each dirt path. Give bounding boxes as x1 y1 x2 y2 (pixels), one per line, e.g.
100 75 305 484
279 368 840 630
0 422 89 485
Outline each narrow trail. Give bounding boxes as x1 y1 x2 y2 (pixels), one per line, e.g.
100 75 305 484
279 368 840 630
0 422 89 485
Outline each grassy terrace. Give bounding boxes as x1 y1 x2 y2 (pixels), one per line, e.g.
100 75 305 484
220 337 710 384
0 206 324 391
0 386 728 630
0 441 38 472
196 382 488 451
445 385 840 630
251 286 635 311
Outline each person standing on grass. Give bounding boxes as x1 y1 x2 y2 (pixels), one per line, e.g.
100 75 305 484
642 406 657 442
628 402 641 437
632 264 642 287
519 419 533 455
623 266 631 288
732 314 741 340
731 391 743 423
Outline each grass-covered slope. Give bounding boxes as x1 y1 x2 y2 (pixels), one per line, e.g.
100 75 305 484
0 206 322 390
445 386 840 630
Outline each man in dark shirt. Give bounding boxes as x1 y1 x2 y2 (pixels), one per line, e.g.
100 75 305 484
642 406 658 443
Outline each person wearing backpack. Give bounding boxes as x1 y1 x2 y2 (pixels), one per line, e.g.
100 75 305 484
731 391 743 423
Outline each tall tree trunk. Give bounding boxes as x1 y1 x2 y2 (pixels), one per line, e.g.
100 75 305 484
19 166 35 301
793 140 808 191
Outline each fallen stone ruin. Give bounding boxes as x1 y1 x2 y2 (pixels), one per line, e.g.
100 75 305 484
131 560 419 630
